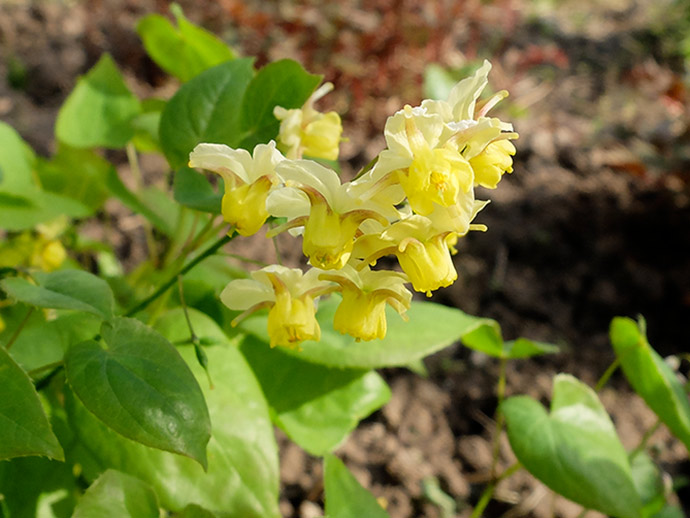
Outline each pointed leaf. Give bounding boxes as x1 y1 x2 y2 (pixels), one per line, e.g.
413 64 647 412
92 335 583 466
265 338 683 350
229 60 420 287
460 319 504 357
64 317 211 468
610 317 690 451
55 54 141 149
503 337 560 359
239 59 322 149
136 4 235 82
173 166 222 213
1 270 114 319
65 310 279 517
0 346 63 461
240 334 390 455
324 454 391 518
159 58 255 169
0 121 37 192
501 374 641 518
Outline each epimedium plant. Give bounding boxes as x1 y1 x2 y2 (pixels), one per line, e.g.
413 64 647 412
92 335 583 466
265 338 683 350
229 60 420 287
0 5 688 518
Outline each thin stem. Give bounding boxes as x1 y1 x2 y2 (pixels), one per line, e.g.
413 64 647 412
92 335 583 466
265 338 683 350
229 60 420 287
177 275 213 389
125 232 235 317
471 462 521 518
630 418 662 458
595 357 620 392
270 223 283 265
490 356 508 479
5 307 33 350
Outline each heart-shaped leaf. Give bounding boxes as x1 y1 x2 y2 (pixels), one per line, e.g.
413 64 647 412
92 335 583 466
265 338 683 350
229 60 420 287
64 317 210 468
1 269 114 319
0 346 63 461
610 317 690 451
72 469 159 518
501 374 641 518
65 311 279 517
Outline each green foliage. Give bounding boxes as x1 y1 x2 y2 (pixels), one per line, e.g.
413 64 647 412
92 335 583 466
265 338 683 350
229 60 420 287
55 54 141 149
1 269 114 319
460 318 559 359
71 469 160 518
173 166 222 214
501 374 642 518
238 59 322 149
240 334 391 455
64 317 211 468
159 58 255 169
610 317 690 452
0 121 36 192
0 346 63 461
323 454 391 518
136 3 235 82
241 296 486 369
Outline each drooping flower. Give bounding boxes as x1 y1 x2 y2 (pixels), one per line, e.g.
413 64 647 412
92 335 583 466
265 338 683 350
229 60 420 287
469 139 516 189
274 83 343 161
352 215 462 296
319 265 411 341
221 265 332 349
189 141 285 236
267 160 396 270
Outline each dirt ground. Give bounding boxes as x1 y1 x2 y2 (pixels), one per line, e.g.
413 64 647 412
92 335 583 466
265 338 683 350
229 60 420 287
1 0 690 516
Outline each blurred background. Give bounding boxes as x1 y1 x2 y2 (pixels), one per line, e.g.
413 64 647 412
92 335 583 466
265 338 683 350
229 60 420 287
1 0 689 516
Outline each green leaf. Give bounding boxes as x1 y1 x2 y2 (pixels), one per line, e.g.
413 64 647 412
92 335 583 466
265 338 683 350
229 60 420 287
610 317 690 451
461 320 559 359
239 334 391 456
460 319 504 357
0 456 76 518
0 346 63 461
0 188 90 231
503 337 560 359
65 310 279 517
323 454 391 518
0 121 37 192
630 452 666 517
136 4 235 82
55 54 141 149
173 166 222 213
239 59 322 149
423 64 458 101
240 296 485 369
159 58 255 169
1 304 101 372
501 374 641 518
1 269 114 319
64 317 211 468
35 144 112 213
72 470 159 518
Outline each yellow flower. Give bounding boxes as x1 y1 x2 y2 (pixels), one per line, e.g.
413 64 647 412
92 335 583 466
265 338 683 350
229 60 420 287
320 265 411 341
352 215 458 296
221 265 332 349
274 83 343 160
32 239 67 272
469 139 516 189
189 141 285 236
267 160 395 270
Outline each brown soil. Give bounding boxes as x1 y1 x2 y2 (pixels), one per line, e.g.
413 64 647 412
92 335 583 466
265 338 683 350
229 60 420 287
1 0 689 516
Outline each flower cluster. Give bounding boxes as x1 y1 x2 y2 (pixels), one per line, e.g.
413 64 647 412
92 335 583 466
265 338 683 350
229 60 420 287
190 60 516 349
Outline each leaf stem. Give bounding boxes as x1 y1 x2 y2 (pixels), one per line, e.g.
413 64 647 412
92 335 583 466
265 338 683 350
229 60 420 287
4 307 33 350
471 462 521 518
177 275 213 389
125 232 235 317
629 418 662 458
595 357 620 392
126 142 159 267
